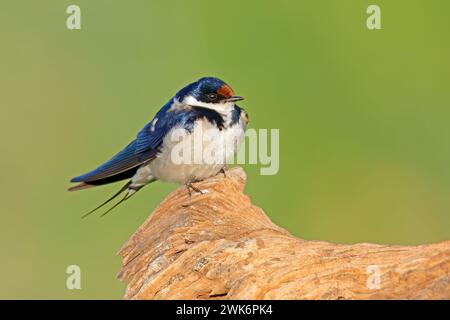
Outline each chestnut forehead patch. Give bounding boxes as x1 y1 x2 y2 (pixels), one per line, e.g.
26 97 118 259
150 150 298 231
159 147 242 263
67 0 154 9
217 84 235 98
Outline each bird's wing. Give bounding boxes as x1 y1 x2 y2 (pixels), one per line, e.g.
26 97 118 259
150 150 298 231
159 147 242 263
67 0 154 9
70 140 156 183
135 101 195 153
71 100 195 184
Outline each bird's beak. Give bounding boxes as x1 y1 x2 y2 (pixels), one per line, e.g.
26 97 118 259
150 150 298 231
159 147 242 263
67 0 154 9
225 96 244 102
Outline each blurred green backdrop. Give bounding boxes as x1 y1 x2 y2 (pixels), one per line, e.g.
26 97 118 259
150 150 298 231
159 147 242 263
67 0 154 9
1 0 449 299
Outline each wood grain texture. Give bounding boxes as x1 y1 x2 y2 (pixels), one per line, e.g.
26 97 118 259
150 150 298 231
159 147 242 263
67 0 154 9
118 167 450 299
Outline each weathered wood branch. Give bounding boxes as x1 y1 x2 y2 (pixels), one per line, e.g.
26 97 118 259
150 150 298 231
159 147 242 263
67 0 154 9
118 167 450 299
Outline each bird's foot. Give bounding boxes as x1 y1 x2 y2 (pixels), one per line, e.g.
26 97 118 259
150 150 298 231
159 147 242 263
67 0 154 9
185 178 205 197
220 166 229 178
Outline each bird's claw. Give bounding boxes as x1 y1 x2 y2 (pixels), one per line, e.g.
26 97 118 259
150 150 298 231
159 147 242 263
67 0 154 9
185 178 204 197
220 166 228 178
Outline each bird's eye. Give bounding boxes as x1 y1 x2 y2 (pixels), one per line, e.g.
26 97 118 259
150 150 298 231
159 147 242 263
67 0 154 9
207 93 218 101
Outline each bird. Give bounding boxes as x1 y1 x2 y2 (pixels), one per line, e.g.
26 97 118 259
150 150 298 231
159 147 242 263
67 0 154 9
69 77 249 217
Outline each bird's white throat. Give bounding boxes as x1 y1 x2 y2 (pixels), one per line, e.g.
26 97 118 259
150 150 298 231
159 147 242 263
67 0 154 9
182 95 235 116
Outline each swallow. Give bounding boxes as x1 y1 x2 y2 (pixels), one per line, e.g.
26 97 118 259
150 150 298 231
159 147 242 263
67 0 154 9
69 77 249 217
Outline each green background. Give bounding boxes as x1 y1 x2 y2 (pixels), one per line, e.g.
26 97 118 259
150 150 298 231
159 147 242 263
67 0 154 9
1 1 449 299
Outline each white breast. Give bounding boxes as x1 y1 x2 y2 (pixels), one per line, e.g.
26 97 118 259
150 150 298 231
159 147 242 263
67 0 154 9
148 118 246 184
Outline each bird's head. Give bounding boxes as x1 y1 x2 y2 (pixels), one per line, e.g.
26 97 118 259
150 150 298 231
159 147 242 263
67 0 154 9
176 77 244 113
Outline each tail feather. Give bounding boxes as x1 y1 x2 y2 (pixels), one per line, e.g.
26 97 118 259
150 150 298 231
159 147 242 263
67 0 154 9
98 177 159 217
81 181 131 218
99 189 138 217
77 176 157 219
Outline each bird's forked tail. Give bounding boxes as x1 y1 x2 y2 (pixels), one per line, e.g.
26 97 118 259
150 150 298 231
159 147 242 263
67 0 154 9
81 181 141 218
